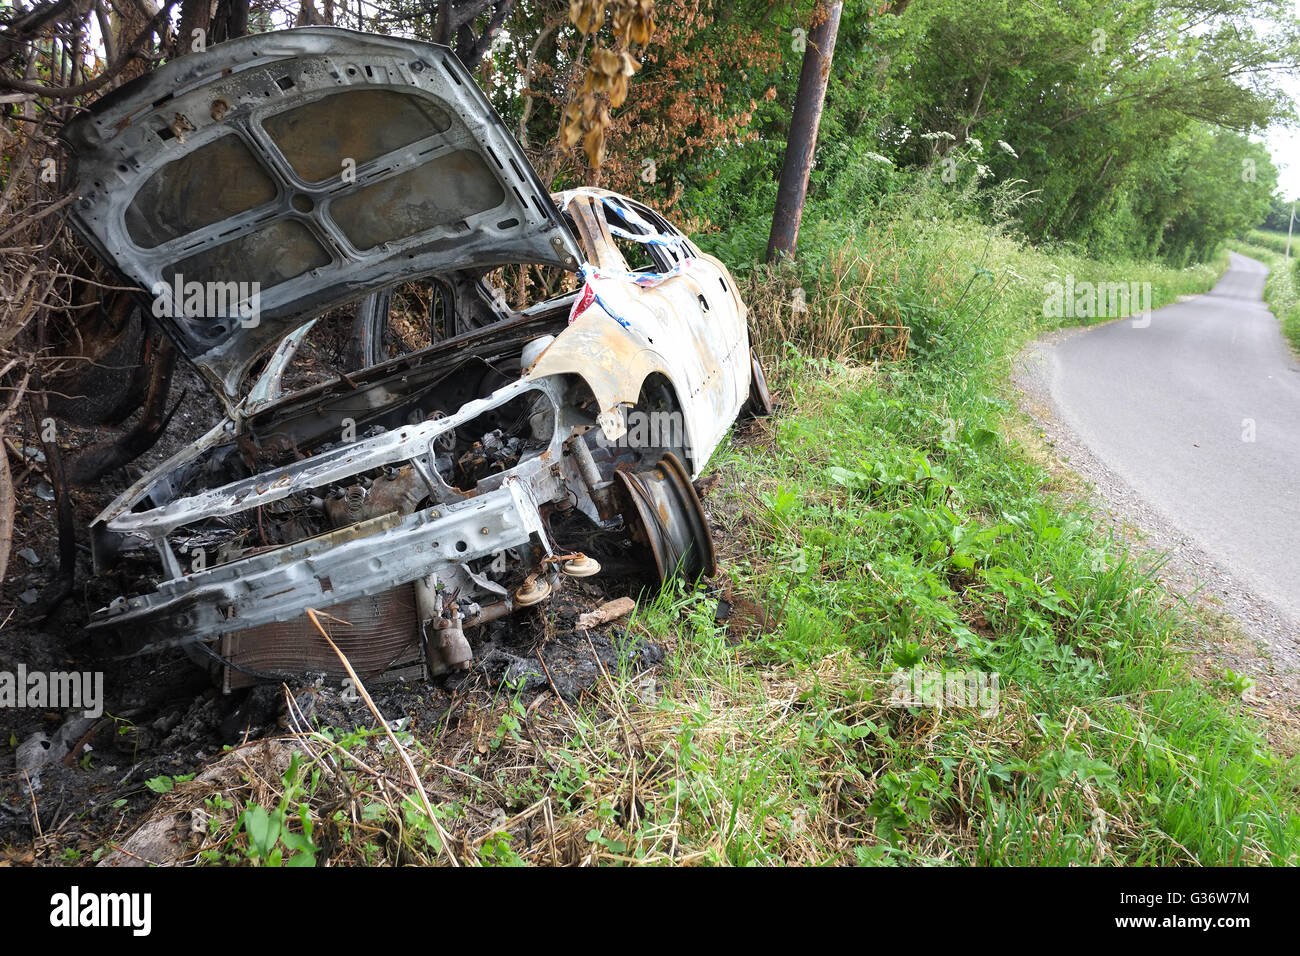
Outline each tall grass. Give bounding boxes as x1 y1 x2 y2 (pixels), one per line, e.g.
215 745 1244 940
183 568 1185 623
729 210 1226 381
1245 229 1295 258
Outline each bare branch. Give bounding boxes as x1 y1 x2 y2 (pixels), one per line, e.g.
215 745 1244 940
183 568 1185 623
0 1 178 99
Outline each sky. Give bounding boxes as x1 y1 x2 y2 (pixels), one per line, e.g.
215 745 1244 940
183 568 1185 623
1263 70 1300 203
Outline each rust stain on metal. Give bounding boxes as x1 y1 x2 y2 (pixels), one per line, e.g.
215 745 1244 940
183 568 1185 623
222 584 422 690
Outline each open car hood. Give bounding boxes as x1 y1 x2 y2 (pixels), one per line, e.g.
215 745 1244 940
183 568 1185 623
61 27 584 405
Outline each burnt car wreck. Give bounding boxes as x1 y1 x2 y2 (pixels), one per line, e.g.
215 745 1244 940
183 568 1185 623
59 27 770 691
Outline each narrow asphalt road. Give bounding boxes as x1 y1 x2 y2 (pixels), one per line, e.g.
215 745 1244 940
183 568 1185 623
1040 252 1300 632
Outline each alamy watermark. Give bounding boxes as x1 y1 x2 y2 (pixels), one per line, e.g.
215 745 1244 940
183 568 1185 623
151 272 261 328
50 887 151 936
1 665 103 718
593 408 689 454
1044 274 1153 327
888 666 1000 717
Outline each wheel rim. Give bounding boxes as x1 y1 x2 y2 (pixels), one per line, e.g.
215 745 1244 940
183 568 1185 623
616 452 717 582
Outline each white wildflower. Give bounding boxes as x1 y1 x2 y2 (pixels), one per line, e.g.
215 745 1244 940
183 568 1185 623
998 139 1019 158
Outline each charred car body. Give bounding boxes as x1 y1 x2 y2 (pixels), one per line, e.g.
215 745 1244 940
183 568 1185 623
60 27 769 690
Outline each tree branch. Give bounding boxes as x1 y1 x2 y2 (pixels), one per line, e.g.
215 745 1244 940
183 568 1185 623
0 1 177 99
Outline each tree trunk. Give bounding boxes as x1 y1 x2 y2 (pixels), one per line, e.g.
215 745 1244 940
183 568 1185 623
177 0 213 57
212 0 251 42
765 1 844 263
109 0 153 85
0 448 13 591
